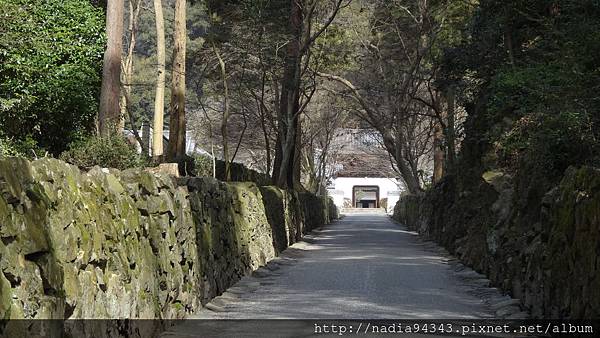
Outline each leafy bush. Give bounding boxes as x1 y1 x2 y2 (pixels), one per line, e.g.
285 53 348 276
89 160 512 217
60 136 146 170
494 110 598 178
193 154 215 177
488 62 600 177
444 0 600 184
0 137 20 157
0 0 105 154
0 135 46 158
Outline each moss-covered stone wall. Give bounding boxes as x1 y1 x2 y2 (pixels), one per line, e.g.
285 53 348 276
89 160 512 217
0 158 338 336
393 166 600 319
259 187 303 254
299 192 337 233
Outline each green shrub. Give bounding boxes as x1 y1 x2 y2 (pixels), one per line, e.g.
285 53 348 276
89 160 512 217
60 136 146 170
495 110 599 178
0 137 20 157
0 0 105 154
486 60 600 178
0 135 46 158
193 154 214 177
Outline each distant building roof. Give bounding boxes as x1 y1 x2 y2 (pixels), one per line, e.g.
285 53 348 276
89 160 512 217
330 129 396 178
334 153 397 178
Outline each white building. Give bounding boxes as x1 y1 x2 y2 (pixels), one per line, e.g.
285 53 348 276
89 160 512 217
328 177 401 213
325 129 403 214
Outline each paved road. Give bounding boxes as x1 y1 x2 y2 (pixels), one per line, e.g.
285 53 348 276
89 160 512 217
164 213 507 337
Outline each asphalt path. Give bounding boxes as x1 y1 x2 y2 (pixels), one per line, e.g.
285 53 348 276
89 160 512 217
164 213 503 337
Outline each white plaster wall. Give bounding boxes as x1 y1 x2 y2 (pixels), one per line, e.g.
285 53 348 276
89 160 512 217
387 191 401 214
327 177 403 213
328 189 345 209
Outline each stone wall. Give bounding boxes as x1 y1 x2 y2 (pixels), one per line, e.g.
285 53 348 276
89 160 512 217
193 155 272 186
0 158 338 336
393 166 600 319
259 187 304 253
299 192 338 233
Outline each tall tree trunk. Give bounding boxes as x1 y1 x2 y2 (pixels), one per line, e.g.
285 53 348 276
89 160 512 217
119 0 133 134
273 0 346 189
317 140 331 196
258 71 272 175
271 79 282 184
273 0 303 189
214 46 231 181
432 121 444 183
292 120 303 188
397 153 422 194
384 134 422 194
121 0 146 153
152 0 166 158
303 147 318 194
141 120 151 153
445 86 456 173
98 0 124 137
166 0 186 161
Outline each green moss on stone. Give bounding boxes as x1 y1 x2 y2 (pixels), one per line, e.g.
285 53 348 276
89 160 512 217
0 271 12 319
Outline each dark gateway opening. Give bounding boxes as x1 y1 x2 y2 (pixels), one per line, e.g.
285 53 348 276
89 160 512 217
352 186 380 208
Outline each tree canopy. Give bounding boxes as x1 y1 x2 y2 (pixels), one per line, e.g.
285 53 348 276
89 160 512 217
1 0 598 194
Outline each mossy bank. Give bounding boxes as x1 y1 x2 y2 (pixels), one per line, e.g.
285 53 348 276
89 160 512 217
393 166 600 319
0 158 337 337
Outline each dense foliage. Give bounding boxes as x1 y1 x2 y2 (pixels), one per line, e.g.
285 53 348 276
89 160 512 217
0 136 20 157
443 0 600 180
1 0 598 184
60 135 146 170
0 0 105 155
124 0 207 132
